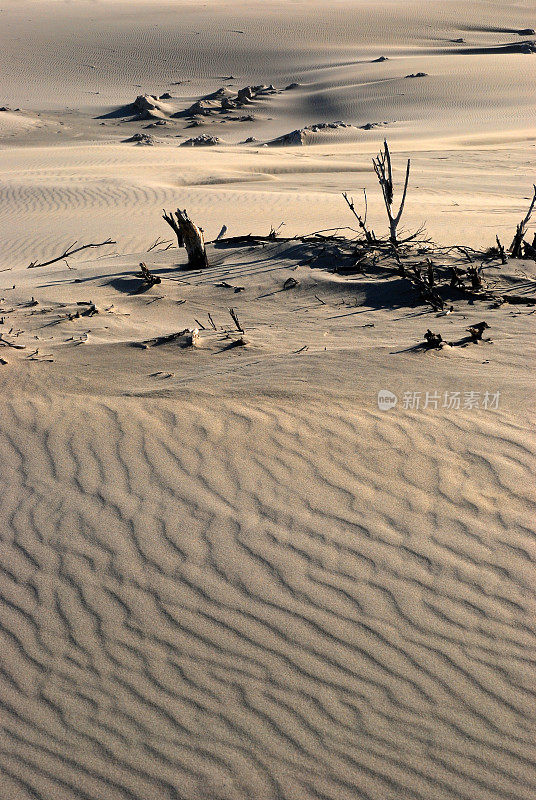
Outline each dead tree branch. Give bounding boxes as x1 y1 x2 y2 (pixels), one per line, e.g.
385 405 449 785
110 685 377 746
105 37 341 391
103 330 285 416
162 208 209 268
342 190 375 244
510 185 536 257
27 239 115 269
229 308 244 333
372 140 411 245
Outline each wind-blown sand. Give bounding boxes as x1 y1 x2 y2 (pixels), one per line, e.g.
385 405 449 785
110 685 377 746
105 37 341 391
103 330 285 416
1 2 535 799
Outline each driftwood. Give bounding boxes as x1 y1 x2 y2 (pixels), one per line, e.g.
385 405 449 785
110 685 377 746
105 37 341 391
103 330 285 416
268 223 285 240
137 328 199 348
510 185 536 257
523 239 536 260
496 294 536 306
0 335 25 349
27 239 115 269
147 237 173 252
424 330 443 349
466 321 489 340
229 308 244 333
137 262 161 289
162 208 209 268
421 321 490 351
372 140 411 245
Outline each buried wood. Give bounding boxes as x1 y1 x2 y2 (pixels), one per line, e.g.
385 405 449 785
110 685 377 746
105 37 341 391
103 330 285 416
424 330 443 349
137 262 161 289
0 335 25 349
466 321 489 340
283 277 299 290
229 307 244 333
421 321 491 351
27 239 116 269
496 294 536 306
162 208 209 268
137 328 199 348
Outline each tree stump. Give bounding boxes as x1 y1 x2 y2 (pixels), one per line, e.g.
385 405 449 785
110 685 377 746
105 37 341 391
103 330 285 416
162 208 209 268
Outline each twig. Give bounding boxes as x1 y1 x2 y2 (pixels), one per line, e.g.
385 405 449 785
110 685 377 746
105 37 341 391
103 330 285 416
147 237 172 252
0 335 25 349
27 239 115 269
342 190 375 244
510 185 536 257
229 307 244 333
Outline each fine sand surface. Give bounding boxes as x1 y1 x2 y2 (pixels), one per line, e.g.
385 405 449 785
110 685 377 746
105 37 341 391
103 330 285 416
1 2 536 800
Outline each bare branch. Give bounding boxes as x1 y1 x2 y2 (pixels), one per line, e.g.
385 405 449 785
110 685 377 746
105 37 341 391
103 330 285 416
342 191 374 244
372 141 411 245
229 307 244 333
393 158 411 227
510 185 536 257
27 239 115 269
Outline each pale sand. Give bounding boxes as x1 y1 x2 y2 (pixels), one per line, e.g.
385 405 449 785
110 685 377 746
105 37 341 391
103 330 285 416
0 2 535 799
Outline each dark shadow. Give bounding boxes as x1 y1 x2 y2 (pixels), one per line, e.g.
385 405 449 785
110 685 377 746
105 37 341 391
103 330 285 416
458 25 535 35
95 104 138 120
106 276 148 294
449 40 536 55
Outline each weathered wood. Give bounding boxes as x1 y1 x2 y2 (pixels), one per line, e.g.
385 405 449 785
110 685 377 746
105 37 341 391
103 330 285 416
372 140 411 245
162 208 208 268
495 235 507 264
27 239 115 269
229 307 244 333
138 262 161 287
424 330 443 349
499 294 536 306
137 328 199 348
510 185 536 257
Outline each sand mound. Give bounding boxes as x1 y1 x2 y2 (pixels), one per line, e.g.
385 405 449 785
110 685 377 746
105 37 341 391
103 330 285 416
268 121 359 145
180 134 224 146
123 132 158 146
180 85 278 118
133 94 174 120
0 109 42 138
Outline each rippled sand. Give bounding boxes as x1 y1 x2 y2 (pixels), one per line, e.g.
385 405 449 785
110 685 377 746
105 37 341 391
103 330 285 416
1 2 535 798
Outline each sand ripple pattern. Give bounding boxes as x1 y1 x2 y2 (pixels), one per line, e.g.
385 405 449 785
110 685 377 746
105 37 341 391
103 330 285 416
0 396 535 800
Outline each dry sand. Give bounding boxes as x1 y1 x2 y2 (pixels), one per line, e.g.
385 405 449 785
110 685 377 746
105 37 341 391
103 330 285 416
0 2 535 799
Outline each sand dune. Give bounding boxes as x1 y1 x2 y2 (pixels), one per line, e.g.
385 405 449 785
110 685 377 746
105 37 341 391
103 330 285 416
0 235 535 800
1 2 535 798
1 389 535 800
